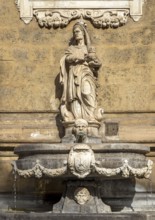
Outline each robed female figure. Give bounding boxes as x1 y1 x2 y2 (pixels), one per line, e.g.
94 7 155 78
60 22 102 122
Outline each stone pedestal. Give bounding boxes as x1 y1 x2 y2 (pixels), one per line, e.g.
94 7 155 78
53 181 111 213
62 121 102 144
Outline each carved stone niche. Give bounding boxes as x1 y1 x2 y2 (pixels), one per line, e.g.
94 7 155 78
15 0 146 28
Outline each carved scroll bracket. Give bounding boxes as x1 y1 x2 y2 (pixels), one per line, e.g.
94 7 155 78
15 0 146 28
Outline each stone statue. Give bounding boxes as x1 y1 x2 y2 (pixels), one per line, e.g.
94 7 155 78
60 21 103 123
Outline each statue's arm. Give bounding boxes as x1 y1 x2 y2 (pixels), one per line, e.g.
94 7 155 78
66 54 77 63
86 55 102 69
65 47 85 64
85 46 102 68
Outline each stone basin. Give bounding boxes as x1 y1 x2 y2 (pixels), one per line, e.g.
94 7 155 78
13 143 153 213
14 143 152 180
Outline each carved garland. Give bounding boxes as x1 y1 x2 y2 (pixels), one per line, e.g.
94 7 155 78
13 159 153 179
13 160 67 178
15 0 146 28
34 9 129 29
95 159 153 179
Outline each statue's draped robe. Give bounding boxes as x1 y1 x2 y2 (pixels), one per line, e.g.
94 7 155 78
60 45 97 121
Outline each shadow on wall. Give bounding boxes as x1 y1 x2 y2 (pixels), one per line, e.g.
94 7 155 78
54 73 65 139
9 178 64 212
101 178 136 212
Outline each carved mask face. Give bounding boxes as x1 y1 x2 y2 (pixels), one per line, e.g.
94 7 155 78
75 124 87 136
74 119 88 137
73 27 84 41
74 187 90 205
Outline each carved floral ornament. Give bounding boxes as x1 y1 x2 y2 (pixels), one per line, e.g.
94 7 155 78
13 145 153 179
15 0 146 28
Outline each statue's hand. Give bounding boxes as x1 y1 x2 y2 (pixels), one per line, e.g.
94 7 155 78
66 55 84 63
74 54 86 63
75 58 85 64
88 60 101 68
75 51 85 61
85 53 100 64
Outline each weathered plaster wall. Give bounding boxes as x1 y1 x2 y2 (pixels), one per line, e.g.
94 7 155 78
0 0 155 210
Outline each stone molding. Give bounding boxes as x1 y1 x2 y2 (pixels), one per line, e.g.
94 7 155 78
15 0 146 28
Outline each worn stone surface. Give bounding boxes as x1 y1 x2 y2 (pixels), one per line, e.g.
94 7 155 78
53 181 111 213
1 113 155 143
11 142 153 213
0 212 153 220
14 143 152 180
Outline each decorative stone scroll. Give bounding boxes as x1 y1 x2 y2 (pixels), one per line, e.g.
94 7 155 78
15 0 146 28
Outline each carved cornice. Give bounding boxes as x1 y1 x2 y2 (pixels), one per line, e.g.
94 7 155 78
15 0 146 28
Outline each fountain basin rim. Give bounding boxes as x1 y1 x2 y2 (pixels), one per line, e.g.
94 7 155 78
14 143 150 156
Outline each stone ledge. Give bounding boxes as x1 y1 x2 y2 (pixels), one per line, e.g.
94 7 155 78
0 212 154 220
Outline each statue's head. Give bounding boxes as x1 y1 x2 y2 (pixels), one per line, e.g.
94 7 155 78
72 21 90 47
73 23 85 41
73 119 88 142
